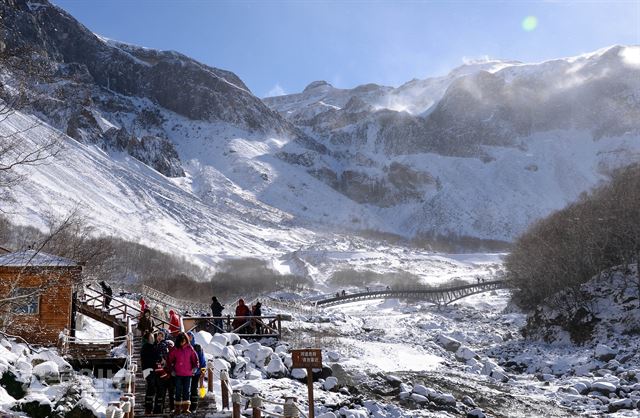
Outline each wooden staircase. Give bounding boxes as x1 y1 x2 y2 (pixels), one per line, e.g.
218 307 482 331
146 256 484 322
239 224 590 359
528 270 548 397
66 342 113 359
131 339 220 417
76 302 128 337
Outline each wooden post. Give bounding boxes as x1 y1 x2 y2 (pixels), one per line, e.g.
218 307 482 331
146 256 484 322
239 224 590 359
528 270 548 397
283 396 299 418
277 315 282 339
120 395 131 418
232 390 241 418
220 370 230 410
207 360 214 393
306 369 314 418
291 349 320 418
251 394 262 418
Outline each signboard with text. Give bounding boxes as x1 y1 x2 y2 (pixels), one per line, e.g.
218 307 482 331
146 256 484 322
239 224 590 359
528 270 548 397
291 348 322 369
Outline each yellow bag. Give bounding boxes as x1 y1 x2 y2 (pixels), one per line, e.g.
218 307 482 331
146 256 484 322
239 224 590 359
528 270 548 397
199 368 206 398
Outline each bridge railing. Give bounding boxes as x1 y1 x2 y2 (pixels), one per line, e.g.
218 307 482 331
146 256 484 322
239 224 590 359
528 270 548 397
316 280 508 306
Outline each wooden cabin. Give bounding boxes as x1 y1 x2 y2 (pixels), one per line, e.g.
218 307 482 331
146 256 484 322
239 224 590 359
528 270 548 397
0 250 82 345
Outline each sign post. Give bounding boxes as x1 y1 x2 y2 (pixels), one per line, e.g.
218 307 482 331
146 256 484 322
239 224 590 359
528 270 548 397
291 349 322 418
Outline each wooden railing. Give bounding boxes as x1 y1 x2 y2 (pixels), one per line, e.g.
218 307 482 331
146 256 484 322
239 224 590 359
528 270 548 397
139 284 212 314
79 284 170 332
183 315 283 339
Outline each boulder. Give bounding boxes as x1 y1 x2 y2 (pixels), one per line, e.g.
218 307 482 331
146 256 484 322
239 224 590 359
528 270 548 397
608 398 635 412
32 361 60 384
595 344 617 362
410 393 428 403
265 354 286 377
592 381 617 394
323 376 338 391
412 384 436 399
572 381 590 395
291 368 307 380
467 408 486 418
211 334 229 346
455 346 478 362
241 384 260 397
0 371 26 399
461 395 476 407
66 403 99 418
13 400 52 418
436 335 462 352
432 393 456 406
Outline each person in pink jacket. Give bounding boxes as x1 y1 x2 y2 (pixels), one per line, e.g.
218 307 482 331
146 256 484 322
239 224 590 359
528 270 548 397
166 332 198 413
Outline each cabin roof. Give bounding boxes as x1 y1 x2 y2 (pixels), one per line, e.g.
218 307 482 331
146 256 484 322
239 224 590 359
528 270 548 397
0 250 78 267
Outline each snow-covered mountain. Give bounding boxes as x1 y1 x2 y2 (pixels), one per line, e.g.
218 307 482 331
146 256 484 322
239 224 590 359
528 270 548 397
1 0 639 266
265 45 640 240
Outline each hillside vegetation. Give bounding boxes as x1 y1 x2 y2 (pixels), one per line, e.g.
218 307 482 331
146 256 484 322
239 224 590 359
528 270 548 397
506 163 640 309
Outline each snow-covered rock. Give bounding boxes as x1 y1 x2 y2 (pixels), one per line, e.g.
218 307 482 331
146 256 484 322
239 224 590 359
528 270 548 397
455 346 478 362
436 334 462 352
595 344 617 362
322 376 338 391
32 361 59 384
592 381 617 394
410 393 428 403
211 334 229 346
291 368 307 380
265 354 286 377
467 408 486 418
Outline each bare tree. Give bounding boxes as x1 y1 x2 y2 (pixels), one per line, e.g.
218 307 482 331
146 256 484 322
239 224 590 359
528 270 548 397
0 100 62 203
506 164 640 309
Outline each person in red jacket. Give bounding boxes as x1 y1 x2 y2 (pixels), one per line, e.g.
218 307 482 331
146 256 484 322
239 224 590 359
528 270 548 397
139 297 147 318
168 310 181 338
166 332 198 414
232 299 251 330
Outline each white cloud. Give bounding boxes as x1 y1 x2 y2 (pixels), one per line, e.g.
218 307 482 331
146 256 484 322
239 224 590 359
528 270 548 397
265 83 286 98
620 46 640 69
462 55 492 65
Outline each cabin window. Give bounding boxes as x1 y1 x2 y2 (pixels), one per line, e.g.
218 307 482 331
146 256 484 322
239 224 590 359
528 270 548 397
11 288 39 315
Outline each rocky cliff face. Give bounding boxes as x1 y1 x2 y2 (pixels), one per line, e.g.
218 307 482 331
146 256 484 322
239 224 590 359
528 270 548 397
265 46 640 212
0 0 302 176
2 0 639 244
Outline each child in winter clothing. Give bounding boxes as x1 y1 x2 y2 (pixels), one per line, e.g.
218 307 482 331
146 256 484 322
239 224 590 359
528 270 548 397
166 332 198 413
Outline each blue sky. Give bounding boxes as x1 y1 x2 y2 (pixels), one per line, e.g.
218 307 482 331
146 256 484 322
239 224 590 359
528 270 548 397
53 1 640 98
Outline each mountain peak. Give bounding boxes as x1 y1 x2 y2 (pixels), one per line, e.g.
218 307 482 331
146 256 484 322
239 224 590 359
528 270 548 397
303 80 333 93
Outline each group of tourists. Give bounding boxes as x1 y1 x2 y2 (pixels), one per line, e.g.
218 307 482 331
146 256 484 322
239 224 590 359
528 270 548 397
135 295 266 415
212 297 264 334
140 329 206 415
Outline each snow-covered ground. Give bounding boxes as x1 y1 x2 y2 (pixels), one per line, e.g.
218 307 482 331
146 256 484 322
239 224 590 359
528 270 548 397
3 257 640 417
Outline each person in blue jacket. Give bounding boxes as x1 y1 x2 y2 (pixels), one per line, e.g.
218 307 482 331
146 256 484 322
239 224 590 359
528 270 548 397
187 331 207 412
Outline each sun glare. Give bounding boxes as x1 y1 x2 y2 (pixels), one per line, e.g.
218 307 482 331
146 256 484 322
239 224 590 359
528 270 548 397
522 16 538 32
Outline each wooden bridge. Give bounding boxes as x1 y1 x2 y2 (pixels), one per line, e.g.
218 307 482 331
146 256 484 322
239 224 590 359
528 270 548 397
315 280 508 307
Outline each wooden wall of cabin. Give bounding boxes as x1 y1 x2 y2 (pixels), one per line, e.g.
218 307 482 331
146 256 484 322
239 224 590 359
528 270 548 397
0 267 81 345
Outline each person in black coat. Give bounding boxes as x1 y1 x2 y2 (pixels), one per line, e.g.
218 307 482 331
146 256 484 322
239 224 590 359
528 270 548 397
140 331 162 414
210 296 224 333
99 281 112 310
252 301 262 335
137 308 155 337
